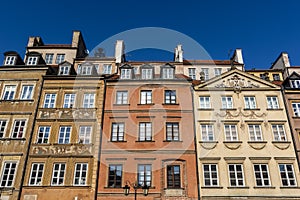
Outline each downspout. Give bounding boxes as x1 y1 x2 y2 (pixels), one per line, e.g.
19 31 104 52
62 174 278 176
18 68 46 200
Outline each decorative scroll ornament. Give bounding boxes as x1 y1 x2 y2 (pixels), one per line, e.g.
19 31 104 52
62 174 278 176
32 144 92 155
215 75 259 93
216 107 267 119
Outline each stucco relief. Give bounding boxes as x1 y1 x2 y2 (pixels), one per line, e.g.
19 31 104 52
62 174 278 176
38 108 95 119
32 144 92 155
216 107 267 119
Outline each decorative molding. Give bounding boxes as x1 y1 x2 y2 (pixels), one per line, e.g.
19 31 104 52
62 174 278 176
223 141 242 150
31 144 92 156
272 141 291 150
199 141 218 150
38 108 96 119
216 107 267 119
248 141 267 150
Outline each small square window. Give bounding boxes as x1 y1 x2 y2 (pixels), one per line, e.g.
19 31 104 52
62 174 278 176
4 56 16 65
27 57 38 65
55 54 65 64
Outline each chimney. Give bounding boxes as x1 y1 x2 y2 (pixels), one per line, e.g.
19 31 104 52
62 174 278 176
27 36 43 47
72 31 81 48
232 48 244 64
271 52 290 69
115 40 125 64
174 44 183 62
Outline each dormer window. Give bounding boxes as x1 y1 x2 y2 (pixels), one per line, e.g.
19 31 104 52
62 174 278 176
4 56 16 66
291 80 300 88
120 68 132 79
103 64 112 74
59 65 71 75
55 54 65 64
161 64 175 79
27 56 38 65
77 64 93 75
141 65 154 79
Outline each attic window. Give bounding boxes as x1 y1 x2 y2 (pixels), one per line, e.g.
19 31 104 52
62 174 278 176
27 56 38 65
291 80 300 88
161 66 174 79
103 64 112 74
120 68 132 79
59 65 71 75
4 56 16 66
141 65 154 79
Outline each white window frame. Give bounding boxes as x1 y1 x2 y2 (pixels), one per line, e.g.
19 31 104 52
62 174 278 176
51 163 66 186
43 93 56 108
141 68 153 79
4 56 16 65
166 122 179 141
221 96 233 109
138 164 152 187
120 69 131 79
201 68 209 80
45 53 54 64
244 96 256 109
188 68 196 79
103 64 112 74
116 91 128 105
11 119 26 138
292 103 300 117
0 161 17 187
80 65 93 75
139 122 152 141
29 163 44 186
20 85 34 100
0 120 7 138
83 93 95 108
58 126 71 144
79 126 92 144
140 90 152 104
63 93 76 108
214 68 222 76
199 96 211 109
165 90 176 104
279 164 297 186
267 96 279 109
73 163 88 186
111 123 125 142
248 124 263 141
55 54 65 64
272 124 287 141
2 85 16 100
37 126 50 144
253 164 271 187
291 80 300 88
224 124 238 141
201 124 214 141
203 164 219 186
228 164 245 187
162 68 174 79
59 65 71 75
27 56 38 65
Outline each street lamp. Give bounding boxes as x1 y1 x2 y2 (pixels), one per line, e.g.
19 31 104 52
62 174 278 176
123 182 149 199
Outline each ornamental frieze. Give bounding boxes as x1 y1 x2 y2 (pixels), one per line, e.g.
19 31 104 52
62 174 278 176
31 144 92 156
215 75 259 93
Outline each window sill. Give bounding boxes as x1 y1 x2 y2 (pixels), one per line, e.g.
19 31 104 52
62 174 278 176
137 103 155 105
164 187 184 190
109 141 127 143
198 108 214 111
0 99 34 102
0 138 26 141
163 140 183 143
280 186 300 189
162 103 179 105
135 140 155 143
220 108 236 111
253 186 275 189
104 186 123 189
201 186 223 189
113 104 130 106
243 108 260 111
266 108 283 111
292 116 300 119
227 186 249 189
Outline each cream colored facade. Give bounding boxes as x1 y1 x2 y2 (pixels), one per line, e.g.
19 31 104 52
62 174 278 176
194 69 300 199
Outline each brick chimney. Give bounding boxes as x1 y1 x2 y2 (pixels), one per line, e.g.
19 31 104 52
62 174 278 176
174 44 183 62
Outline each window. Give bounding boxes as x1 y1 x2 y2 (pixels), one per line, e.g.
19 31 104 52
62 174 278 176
51 163 66 185
80 65 93 75
140 90 152 104
74 163 88 186
27 56 38 65
11 119 26 138
203 164 218 186
214 68 222 77
37 126 50 144
221 96 233 109
201 68 209 80
141 68 153 79
166 122 179 141
4 56 16 65
55 54 65 64
188 68 196 79
116 91 128 105
162 67 174 79
272 124 286 141
138 164 151 186
120 68 132 79
165 90 176 104
290 80 300 88
273 74 280 81
228 164 244 187
279 164 297 186
108 165 122 188
248 124 263 141
2 85 16 100
224 124 238 141
139 122 152 141
292 103 300 117
29 163 44 186
20 85 34 100
0 162 17 187
244 96 256 109
63 94 76 108
167 165 181 188
254 164 270 187
0 120 7 138
83 93 95 108
79 126 92 144
59 65 70 75
201 124 214 141
199 96 211 109
103 64 112 74
94 64 100 74
43 93 56 108
111 123 124 142
267 96 279 109
58 126 71 144
45 53 54 64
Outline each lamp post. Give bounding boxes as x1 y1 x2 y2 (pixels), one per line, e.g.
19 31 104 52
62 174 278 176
123 182 149 200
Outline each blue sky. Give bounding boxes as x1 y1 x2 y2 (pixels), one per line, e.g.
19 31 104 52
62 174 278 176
1 0 300 69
